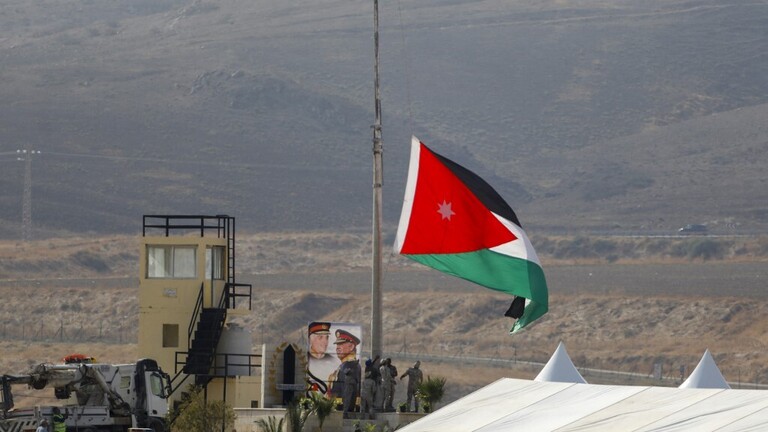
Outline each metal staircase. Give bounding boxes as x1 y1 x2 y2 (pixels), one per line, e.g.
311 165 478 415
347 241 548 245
185 306 227 379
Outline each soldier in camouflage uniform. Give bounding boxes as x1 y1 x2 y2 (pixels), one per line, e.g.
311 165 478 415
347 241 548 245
400 361 424 412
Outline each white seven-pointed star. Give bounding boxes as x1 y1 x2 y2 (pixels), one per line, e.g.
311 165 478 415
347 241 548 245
437 200 456 220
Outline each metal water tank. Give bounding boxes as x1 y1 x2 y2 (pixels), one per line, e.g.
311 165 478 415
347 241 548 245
215 323 253 376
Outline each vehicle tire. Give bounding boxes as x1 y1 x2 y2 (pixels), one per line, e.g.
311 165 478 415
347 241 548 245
148 419 167 432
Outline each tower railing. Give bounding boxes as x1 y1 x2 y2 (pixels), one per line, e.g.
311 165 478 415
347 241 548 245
142 215 232 238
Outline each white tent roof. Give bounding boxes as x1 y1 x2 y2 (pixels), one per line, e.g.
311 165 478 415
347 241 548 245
398 379 768 432
679 349 731 389
534 341 587 384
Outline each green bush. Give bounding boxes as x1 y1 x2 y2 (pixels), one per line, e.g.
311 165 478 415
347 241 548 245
255 415 284 432
286 401 310 432
669 241 691 258
170 386 235 432
308 392 335 431
592 239 617 255
416 376 446 410
687 239 724 260
72 250 111 273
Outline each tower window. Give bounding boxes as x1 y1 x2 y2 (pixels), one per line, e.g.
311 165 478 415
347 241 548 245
205 246 225 280
147 246 196 278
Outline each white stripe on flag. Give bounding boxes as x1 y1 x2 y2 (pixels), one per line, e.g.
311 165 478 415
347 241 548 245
489 213 542 265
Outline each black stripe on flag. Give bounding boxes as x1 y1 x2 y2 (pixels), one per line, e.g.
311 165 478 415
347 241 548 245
431 150 522 228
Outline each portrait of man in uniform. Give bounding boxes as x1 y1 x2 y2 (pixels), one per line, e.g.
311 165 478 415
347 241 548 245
306 321 341 395
328 328 362 416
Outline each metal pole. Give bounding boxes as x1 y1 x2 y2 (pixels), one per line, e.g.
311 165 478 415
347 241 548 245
371 0 384 359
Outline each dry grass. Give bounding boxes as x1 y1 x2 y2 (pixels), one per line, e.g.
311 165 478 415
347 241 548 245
2 234 768 407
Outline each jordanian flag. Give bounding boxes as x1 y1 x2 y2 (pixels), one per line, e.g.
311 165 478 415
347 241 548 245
394 136 548 333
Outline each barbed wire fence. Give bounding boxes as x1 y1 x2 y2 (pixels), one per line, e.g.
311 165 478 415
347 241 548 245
375 339 768 391
0 318 137 344
4 319 766 392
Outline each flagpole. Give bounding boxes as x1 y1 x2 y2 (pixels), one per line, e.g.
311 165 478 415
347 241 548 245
371 0 383 359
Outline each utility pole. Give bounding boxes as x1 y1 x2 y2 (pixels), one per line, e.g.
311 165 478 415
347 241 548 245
16 149 41 242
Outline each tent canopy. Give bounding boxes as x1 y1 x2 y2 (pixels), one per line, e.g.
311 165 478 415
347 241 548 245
679 349 731 389
399 379 768 432
534 341 587 384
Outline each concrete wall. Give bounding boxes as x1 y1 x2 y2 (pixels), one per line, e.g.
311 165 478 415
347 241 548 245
233 409 424 432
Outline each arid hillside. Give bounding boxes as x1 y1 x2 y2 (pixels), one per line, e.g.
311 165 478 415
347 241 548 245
2 0 768 235
1 233 768 405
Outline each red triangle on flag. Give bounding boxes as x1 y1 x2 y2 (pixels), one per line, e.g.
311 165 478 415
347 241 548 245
400 142 516 254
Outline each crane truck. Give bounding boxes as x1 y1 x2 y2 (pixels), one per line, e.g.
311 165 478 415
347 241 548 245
1 358 170 432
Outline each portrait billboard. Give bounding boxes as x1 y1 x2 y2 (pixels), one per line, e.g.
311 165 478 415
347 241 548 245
306 321 362 400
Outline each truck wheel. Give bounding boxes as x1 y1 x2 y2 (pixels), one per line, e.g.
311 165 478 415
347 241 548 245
148 419 166 432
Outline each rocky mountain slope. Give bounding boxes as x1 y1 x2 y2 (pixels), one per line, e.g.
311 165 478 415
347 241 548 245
1 0 767 237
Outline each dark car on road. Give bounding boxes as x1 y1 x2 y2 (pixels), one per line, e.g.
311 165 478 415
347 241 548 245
678 224 707 234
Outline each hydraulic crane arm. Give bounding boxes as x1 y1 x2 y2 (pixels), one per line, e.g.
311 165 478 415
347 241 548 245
2 363 129 416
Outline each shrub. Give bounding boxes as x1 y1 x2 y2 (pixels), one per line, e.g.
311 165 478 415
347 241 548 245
687 239 723 260
308 392 335 431
71 251 111 273
255 415 284 432
170 386 235 432
286 401 310 432
416 376 446 411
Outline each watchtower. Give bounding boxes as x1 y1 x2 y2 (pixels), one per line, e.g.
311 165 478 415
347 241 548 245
137 215 262 407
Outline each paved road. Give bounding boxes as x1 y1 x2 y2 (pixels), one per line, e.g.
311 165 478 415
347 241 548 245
251 262 768 298
3 261 765 299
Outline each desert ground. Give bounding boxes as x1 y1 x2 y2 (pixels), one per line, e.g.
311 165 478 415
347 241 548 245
1 233 768 406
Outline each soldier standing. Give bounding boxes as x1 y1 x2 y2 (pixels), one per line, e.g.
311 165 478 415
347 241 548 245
342 366 360 417
380 358 396 412
400 361 424 412
328 329 362 416
360 370 376 419
369 355 382 410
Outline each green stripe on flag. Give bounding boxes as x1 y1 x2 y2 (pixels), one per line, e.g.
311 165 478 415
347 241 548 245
405 249 548 332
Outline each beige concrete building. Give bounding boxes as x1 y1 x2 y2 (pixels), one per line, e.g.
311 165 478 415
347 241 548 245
137 215 262 408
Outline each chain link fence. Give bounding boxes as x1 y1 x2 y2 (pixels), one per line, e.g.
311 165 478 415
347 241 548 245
0 319 137 344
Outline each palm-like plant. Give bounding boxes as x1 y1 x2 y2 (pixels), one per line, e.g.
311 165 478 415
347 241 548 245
309 392 335 431
255 415 284 432
286 400 310 432
416 376 446 412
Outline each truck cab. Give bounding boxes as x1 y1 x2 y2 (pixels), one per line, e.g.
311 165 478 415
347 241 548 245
1 358 170 432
